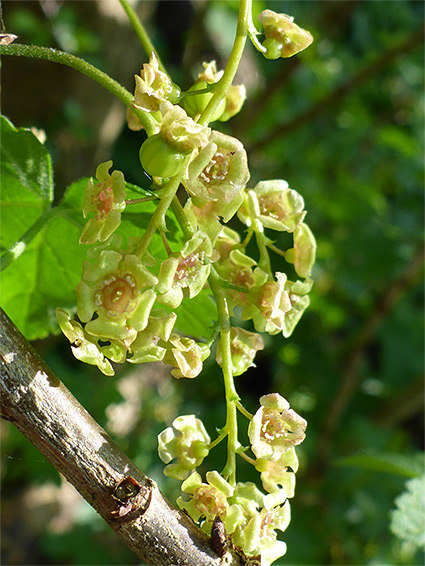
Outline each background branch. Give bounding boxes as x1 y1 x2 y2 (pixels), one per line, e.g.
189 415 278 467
312 246 424 475
0 308 242 566
249 26 424 152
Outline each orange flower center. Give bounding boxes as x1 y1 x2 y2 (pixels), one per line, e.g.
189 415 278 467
95 274 137 314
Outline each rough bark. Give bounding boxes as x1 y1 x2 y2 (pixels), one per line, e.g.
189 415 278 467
0 308 242 566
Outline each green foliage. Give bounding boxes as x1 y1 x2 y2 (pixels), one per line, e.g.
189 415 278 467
0 120 216 341
336 452 425 479
1 1 423 565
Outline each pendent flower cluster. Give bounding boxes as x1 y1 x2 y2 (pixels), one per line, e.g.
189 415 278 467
57 8 314 565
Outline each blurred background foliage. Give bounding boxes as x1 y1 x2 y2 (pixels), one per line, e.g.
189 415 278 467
1 0 424 565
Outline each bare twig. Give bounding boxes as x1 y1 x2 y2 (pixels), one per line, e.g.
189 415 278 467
0 308 242 566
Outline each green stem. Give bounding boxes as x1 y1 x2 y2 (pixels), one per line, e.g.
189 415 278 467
208 430 228 451
118 0 167 74
198 0 251 126
267 242 287 259
247 4 267 54
209 268 239 486
125 196 157 206
239 451 257 467
170 197 194 239
134 172 185 258
235 399 253 420
255 229 273 277
0 43 157 135
0 207 58 272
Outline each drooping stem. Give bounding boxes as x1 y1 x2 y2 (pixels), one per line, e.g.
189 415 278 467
118 0 167 73
0 43 157 135
209 269 240 486
198 0 251 126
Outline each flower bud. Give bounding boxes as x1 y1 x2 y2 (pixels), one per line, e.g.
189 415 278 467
219 85 247 122
139 134 186 178
258 10 313 59
182 61 226 122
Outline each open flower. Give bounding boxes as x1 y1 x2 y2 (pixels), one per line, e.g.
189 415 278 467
229 482 291 566
156 232 213 308
256 447 299 495
80 161 126 245
159 101 210 154
75 242 158 347
241 502 291 565
216 327 264 377
258 10 313 60
158 415 211 480
243 272 292 334
55 308 114 376
248 394 307 462
183 130 249 208
128 311 176 364
177 470 234 526
238 180 306 233
285 223 316 278
281 278 313 338
163 334 210 379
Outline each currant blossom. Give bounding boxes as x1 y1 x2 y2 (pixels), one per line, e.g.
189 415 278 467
158 415 211 480
229 482 290 566
163 334 210 379
177 470 234 526
216 327 264 377
258 10 313 60
55 308 114 376
129 311 176 364
183 130 249 210
238 180 306 233
131 52 180 115
75 240 158 347
219 84 247 122
80 161 126 245
156 232 213 308
285 223 316 278
248 394 307 461
243 272 291 334
281 278 313 338
255 447 299 495
159 101 210 154
242 502 291 565
182 61 226 122
214 230 268 312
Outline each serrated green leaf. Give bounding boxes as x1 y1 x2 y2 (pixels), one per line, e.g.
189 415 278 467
0 115 54 251
173 290 217 340
390 475 425 549
335 452 425 479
